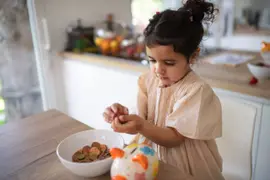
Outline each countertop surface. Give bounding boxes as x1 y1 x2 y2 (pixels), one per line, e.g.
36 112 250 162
59 51 270 100
0 109 193 180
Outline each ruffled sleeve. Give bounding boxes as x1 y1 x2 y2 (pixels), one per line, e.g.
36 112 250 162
166 83 222 140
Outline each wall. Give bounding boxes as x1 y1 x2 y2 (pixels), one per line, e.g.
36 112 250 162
35 0 132 52
250 0 270 10
162 0 182 10
234 0 270 29
234 0 252 20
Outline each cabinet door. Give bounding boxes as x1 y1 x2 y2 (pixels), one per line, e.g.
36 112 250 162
216 95 259 180
253 105 270 180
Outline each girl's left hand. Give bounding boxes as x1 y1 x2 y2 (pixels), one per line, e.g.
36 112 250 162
111 115 144 134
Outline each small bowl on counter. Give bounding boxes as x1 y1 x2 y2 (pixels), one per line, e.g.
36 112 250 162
247 61 270 81
56 129 125 178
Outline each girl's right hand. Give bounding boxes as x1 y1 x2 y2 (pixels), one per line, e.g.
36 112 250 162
103 103 129 123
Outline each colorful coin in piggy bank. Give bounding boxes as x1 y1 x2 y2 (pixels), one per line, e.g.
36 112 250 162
110 143 159 180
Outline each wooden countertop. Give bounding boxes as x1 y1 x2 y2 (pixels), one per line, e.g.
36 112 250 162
59 52 270 100
0 110 193 180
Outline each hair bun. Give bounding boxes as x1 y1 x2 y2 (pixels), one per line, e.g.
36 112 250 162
181 0 216 23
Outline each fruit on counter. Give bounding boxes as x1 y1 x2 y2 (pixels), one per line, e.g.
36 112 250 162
94 36 123 56
116 35 124 42
100 40 111 55
95 37 103 46
110 40 120 56
111 48 120 56
249 76 258 85
126 46 136 57
261 42 270 53
110 40 119 48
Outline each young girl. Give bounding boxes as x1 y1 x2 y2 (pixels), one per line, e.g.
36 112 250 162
103 0 224 179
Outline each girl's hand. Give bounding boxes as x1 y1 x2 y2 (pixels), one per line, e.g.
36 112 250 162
103 103 129 123
111 114 144 134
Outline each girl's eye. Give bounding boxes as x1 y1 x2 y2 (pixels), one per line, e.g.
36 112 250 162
164 61 176 66
148 59 156 63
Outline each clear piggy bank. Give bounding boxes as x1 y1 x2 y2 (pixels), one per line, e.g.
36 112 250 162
110 143 159 180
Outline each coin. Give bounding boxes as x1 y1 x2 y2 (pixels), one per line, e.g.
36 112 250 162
100 144 107 153
91 142 101 149
82 145 91 155
81 156 92 163
89 147 101 156
72 151 85 162
72 142 111 163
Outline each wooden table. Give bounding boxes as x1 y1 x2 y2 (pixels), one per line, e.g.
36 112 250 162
0 110 193 180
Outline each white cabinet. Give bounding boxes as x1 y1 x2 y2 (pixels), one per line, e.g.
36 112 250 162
214 89 270 180
215 92 262 180
253 105 270 180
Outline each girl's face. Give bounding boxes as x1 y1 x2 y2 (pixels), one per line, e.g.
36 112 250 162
146 45 193 87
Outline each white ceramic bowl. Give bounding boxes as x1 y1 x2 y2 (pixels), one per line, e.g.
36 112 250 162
56 129 124 177
247 62 270 80
261 52 270 65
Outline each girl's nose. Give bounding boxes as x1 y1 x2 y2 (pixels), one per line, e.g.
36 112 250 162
155 63 165 75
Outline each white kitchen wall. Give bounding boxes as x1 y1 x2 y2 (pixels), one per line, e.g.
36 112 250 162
234 0 252 20
260 8 270 29
162 0 182 10
35 0 132 52
250 0 270 10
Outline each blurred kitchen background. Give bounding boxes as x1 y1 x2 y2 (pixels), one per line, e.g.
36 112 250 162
0 0 270 179
0 0 269 124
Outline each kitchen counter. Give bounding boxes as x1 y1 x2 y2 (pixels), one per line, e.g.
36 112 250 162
59 51 270 100
0 109 193 180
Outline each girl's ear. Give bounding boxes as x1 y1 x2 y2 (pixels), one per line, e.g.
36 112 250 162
189 48 200 64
